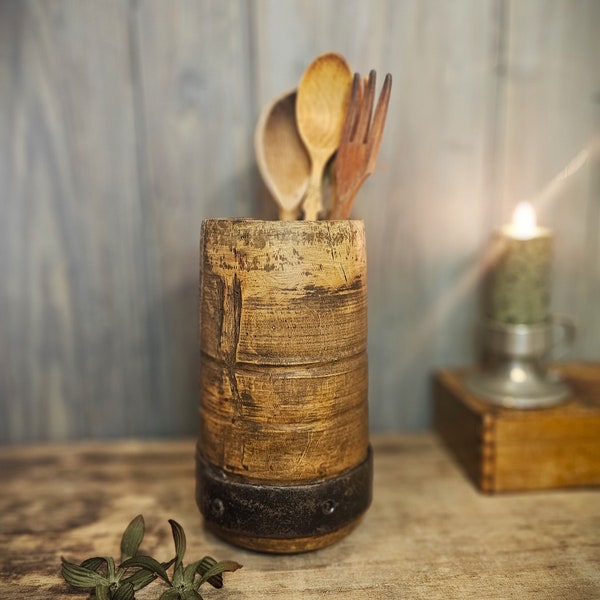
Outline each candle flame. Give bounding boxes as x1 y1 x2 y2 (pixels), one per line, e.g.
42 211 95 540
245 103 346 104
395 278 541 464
512 201 537 238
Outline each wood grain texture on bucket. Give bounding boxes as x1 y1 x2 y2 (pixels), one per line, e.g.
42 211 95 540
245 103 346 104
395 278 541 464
196 219 371 552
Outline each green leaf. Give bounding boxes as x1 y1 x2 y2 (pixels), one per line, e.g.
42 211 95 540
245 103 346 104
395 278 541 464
168 519 186 570
106 556 117 581
120 514 145 562
61 558 110 589
80 556 108 573
113 581 135 600
173 563 184 588
120 555 171 585
95 584 111 600
183 557 222 588
123 557 175 591
123 567 157 591
196 556 223 589
196 560 242 587
181 589 203 600
159 589 181 600
183 560 202 586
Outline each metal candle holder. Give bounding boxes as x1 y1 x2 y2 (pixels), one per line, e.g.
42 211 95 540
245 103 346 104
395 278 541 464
467 316 576 409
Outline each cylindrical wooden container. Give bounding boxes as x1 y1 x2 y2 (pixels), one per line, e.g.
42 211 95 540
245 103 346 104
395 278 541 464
195 219 371 553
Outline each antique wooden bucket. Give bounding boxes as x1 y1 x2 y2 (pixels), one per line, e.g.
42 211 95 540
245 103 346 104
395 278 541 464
195 219 371 553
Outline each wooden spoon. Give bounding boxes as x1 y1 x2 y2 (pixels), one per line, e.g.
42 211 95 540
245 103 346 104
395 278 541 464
254 89 311 220
296 52 353 220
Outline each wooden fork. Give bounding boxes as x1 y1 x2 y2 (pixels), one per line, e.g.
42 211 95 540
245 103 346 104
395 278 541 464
329 70 392 220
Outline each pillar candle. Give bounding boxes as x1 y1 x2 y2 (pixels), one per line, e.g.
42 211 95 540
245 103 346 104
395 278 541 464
486 202 552 325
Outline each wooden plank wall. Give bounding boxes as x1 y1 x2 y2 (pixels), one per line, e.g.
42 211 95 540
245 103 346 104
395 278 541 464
1 0 598 442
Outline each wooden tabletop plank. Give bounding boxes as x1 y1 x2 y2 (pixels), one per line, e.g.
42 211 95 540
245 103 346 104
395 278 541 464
1 434 598 599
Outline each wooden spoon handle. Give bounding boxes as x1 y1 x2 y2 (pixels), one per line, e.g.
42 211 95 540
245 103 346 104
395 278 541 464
279 207 298 221
302 157 326 220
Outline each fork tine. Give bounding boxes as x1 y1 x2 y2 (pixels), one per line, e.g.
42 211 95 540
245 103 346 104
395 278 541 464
355 70 376 143
354 74 365 138
367 72 392 172
340 73 361 143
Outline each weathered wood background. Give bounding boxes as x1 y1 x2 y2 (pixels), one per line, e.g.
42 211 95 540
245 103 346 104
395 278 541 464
1 0 598 442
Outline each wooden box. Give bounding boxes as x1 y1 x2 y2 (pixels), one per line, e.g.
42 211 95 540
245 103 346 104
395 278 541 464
433 363 600 493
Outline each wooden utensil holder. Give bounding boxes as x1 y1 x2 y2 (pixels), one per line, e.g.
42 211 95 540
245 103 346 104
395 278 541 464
434 363 600 493
196 219 371 553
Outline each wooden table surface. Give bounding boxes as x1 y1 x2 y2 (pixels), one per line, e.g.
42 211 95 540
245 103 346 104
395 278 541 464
1 434 599 599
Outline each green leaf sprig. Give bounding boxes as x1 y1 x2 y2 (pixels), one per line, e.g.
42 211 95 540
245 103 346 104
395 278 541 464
61 515 242 600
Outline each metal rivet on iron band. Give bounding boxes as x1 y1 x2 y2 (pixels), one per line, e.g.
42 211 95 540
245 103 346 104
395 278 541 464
321 499 336 515
195 445 373 539
210 498 224 517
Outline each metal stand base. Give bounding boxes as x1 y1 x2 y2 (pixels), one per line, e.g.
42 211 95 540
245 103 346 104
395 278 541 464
467 362 570 409
466 318 575 409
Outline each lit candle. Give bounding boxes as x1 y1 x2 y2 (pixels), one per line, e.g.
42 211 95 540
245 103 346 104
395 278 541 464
486 202 552 324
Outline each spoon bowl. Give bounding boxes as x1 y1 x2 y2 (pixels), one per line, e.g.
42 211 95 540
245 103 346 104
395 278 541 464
296 52 353 220
254 89 310 220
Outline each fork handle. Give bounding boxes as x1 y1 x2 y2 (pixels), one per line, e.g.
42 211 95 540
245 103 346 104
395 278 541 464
330 190 356 220
329 174 368 220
